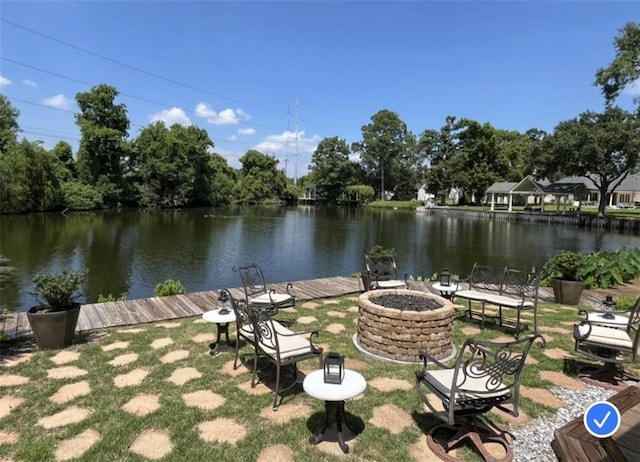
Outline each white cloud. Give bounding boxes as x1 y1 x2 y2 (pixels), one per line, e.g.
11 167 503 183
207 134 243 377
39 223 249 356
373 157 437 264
622 78 640 96
237 128 256 135
150 107 192 126
0 76 12 87
22 79 37 88
254 130 321 155
41 94 73 110
195 103 251 125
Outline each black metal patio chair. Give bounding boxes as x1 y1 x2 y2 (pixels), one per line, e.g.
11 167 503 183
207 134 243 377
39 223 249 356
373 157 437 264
363 254 407 291
235 262 296 315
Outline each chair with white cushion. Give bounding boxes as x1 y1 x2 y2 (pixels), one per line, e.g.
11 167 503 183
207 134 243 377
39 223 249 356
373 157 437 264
251 309 323 411
415 334 545 462
226 290 258 371
574 296 640 389
235 262 295 315
363 254 407 291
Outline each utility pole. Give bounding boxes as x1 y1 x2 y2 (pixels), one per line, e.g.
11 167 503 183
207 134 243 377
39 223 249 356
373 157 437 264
294 97 299 186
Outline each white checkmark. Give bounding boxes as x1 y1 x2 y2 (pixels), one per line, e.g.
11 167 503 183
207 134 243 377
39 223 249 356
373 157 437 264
593 411 611 429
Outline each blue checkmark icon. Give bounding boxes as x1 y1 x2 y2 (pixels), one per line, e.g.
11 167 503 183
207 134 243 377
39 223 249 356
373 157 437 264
583 401 621 438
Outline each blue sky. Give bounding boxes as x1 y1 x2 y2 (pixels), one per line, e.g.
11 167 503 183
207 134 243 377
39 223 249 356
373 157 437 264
1 1 638 178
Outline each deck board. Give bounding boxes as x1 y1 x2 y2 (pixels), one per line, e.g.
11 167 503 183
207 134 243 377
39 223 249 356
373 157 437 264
4 275 639 341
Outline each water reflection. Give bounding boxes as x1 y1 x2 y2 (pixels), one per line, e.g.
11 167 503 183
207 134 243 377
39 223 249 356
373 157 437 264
1 207 638 312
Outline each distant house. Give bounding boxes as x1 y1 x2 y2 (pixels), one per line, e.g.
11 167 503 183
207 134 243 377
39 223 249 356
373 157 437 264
484 174 640 211
299 184 322 203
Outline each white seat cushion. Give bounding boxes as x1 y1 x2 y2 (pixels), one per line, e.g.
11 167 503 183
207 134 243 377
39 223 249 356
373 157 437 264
425 368 511 402
249 293 293 305
483 295 533 308
373 280 406 289
455 290 492 302
576 323 633 350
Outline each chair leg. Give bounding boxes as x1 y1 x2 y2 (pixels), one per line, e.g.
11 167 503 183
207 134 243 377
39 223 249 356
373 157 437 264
233 337 241 370
250 346 259 388
272 362 282 411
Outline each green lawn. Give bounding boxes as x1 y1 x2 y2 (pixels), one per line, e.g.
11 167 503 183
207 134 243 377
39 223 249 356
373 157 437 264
0 295 633 462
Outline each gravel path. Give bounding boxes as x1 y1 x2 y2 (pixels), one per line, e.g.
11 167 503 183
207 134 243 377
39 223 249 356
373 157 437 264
511 385 617 462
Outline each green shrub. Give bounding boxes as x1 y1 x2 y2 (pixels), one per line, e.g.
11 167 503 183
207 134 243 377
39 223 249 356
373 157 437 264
29 271 86 311
154 279 186 297
541 250 585 282
97 293 127 302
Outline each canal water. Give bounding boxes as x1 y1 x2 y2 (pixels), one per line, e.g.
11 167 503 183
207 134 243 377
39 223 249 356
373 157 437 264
1 206 638 312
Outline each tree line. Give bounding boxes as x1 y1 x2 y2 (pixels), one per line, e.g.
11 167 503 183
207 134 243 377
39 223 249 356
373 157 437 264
1 22 638 216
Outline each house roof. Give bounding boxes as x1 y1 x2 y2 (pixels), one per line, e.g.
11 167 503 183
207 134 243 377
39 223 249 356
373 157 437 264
485 182 517 194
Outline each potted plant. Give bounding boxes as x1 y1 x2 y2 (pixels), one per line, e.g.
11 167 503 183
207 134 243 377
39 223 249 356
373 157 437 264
27 271 85 349
542 250 585 305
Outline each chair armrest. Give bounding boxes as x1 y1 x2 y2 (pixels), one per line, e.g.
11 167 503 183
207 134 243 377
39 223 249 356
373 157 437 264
417 350 450 372
285 283 294 295
573 321 592 341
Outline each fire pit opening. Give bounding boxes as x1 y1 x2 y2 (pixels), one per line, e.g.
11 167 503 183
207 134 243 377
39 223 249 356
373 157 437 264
354 289 455 363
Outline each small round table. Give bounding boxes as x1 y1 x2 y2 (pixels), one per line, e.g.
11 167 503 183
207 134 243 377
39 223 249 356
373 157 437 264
432 282 459 300
202 309 236 355
587 312 628 328
303 369 366 453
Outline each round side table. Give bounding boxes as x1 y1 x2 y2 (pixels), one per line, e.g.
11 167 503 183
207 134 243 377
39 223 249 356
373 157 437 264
303 369 367 453
432 282 459 300
202 309 236 355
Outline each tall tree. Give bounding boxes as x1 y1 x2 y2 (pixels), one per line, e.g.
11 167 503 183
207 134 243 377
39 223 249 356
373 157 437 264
352 110 415 200
131 122 214 207
538 106 640 216
595 22 640 106
236 150 286 204
50 140 76 181
0 94 20 155
309 136 354 203
75 84 130 206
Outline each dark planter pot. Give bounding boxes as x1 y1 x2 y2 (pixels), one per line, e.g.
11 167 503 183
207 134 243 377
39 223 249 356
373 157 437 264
27 303 81 349
551 279 584 306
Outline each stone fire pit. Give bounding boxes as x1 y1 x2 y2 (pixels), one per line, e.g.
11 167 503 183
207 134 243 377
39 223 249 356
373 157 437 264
354 289 455 363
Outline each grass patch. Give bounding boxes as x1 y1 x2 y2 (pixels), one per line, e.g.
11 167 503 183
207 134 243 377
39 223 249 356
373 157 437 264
0 295 630 461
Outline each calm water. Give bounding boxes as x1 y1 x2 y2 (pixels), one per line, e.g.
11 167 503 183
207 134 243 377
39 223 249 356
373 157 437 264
1 206 639 312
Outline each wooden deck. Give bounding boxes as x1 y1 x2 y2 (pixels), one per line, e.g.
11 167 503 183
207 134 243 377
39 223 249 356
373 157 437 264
1 276 362 340
4 276 640 342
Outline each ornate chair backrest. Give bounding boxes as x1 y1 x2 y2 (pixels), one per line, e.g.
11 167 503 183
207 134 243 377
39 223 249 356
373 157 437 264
465 264 504 291
365 254 399 282
227 290 253 335
626 296 640 360
252 310 281 354
501 268 540 300
448 334 544 423
236 263 268 300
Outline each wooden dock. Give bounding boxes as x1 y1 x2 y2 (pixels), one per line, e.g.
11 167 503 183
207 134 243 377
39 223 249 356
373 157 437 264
3 276 640 342
1 276 362 341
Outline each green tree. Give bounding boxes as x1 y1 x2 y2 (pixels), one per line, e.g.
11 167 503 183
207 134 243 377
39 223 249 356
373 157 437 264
208 152 236 206
418 116 460 205
235 150 286 204
75 84 130 206
595 22 640 106
131 122 214 207
352 110 415 201
539 107 640 216
0 95 20 155
50 141 76 181
309 136 355 203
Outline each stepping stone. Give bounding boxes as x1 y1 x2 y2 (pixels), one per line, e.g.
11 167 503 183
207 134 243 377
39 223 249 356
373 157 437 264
541 334 554 343
122 394 161 416
423 394 445 412
491 336 516 343
0 396 24 418
220 360 251 378
0 374 29 386
129 429 173 460
543 348 570 360
326 311 347 318
259 403 312 424
38 406 92 429
183 390 225 411
0 352 33 367
101 341 129 352
490 407 530 427
50 381 91 404
54 429 101 462
155 322 181 329
322 299 340 305
281 307 297 313
257 445 294 462
166 367 201 385
369 403 414 435
197 418 247 445
344 358 368 370
192 318 207 324
369 377 413 392
151 337 174 350
50 351 80 365
0 431 19 445
347 305 359 313
525 354 539 365
297 316 318 324
520 386 564 409
109 353 138 367
539 370 586 390
346 296 360 302
237 380 272 396
114 368 149 388
461 326 482 335
47 366 87 379
540 326 572 335
409 436 453 462
191 333 215 344
116 328 146 333
301 301 320 310
160 350 189 364
325 323 345 334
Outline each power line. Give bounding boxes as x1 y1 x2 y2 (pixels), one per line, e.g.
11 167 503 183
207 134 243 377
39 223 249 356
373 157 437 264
1 18 290 116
